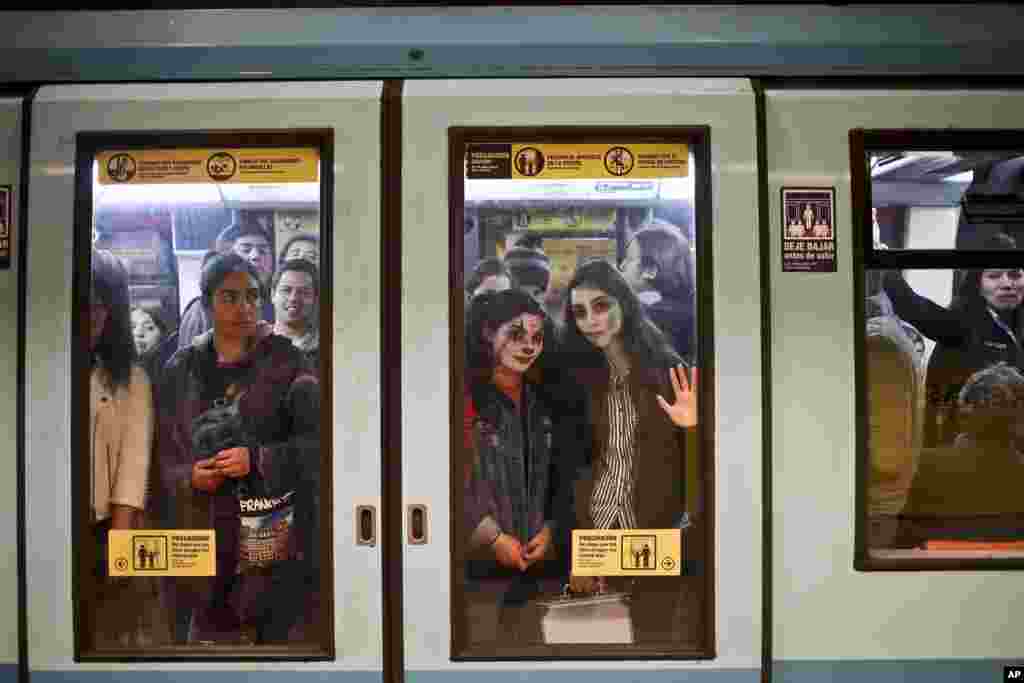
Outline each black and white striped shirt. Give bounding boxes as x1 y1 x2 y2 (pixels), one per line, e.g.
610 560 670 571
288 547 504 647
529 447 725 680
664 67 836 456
590 370 639 530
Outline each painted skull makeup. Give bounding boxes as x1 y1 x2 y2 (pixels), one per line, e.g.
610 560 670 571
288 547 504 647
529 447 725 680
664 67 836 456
490 313 544 374
569 286 623 350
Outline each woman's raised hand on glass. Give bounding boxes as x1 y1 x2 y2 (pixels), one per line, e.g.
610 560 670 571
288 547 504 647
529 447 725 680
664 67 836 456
656 365 698 428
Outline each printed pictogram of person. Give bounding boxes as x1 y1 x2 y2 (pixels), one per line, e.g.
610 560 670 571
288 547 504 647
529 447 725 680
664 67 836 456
515 148 543 177
802 204 815 235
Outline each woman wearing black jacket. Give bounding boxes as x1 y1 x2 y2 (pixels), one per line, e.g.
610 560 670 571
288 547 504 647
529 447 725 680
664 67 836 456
884 259 1024 447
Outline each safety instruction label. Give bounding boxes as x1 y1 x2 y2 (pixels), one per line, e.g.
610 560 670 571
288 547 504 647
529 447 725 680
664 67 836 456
782 187 836 273
467 143 688 180
108 529 216 577
571 528 682 577
97 147 319 185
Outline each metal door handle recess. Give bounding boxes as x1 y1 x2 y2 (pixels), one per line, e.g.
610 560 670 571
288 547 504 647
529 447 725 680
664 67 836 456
407 504 428 545
356 505 376 547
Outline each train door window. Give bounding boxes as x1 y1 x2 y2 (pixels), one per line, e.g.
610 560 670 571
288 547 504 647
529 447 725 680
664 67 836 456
452 130 711 658
854 129 1024 569
74 132 332 656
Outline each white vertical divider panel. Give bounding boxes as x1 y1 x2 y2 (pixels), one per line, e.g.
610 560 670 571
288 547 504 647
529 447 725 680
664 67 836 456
25 83 383 676
0 98 22 680
402 79 762 677
767 89 1024 661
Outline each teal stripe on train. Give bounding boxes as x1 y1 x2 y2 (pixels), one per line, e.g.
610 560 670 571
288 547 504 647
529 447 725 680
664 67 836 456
0 664 13 683
775 659 1024 682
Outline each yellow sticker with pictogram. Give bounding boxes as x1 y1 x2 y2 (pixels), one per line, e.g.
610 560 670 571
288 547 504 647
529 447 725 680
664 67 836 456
96 147 319 185
108 529 216 577
467 143 687 180
571 528 682 577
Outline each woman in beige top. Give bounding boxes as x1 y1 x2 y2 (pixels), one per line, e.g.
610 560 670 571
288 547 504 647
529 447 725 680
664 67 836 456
87 249 154 647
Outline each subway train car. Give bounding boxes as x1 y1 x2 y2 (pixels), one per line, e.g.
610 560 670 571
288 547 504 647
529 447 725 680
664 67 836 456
1 6 1024 683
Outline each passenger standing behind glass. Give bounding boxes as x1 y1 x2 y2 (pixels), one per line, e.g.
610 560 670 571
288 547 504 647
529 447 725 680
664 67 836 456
883 233 1024 446
464 289 561 645
465 257 512 305
131 305 169 382
88 249 155 646
157 253 319 644
618 222 696 364
177 224 276 350
272 259 320 369
896 363 1024 547
279 233 319 269
561 259 697 643
504 237 551 308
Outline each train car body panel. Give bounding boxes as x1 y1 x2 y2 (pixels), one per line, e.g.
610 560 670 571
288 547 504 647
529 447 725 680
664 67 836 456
24 81 383 678
402 78 761 679
766 89 1024 674
0 96 21 683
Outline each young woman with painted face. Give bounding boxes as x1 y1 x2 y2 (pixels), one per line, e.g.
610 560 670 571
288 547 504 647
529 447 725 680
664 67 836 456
463 289 562 645
87 249 156 647
883 233 1024 446
561 258 698 645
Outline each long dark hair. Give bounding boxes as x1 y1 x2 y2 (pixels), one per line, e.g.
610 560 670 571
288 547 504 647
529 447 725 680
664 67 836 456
91 249 135 388
951 232 1019 316
465 288 547 390
562 258 681 377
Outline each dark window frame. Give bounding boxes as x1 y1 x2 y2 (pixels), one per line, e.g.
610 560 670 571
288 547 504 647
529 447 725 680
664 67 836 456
852 128 1024 571
72 129 336 660
449 126 716 660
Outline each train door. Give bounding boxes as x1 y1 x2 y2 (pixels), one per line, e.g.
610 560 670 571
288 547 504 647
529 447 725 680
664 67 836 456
401 79 762 679
766 88 1024 680
24 83 383 676
0 95 21 683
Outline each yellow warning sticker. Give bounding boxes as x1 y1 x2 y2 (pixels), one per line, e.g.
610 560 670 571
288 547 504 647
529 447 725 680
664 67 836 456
108 529 216 577
97 147 319 185
571 528 682 577
466 143 687 180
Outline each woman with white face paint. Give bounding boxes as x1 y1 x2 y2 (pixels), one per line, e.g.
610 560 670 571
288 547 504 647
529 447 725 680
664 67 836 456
561 258 698 645
463 288 561 645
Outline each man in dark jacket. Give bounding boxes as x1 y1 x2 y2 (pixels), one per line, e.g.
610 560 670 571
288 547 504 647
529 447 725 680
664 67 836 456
157 253 319 644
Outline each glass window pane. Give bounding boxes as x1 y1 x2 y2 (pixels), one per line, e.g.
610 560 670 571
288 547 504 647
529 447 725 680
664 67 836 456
455 137 708 657
864 265 1024 562
869 151 1024 251
80 140 330 656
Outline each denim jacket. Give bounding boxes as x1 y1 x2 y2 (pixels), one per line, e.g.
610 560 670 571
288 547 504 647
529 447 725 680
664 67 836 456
465 380 557 566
